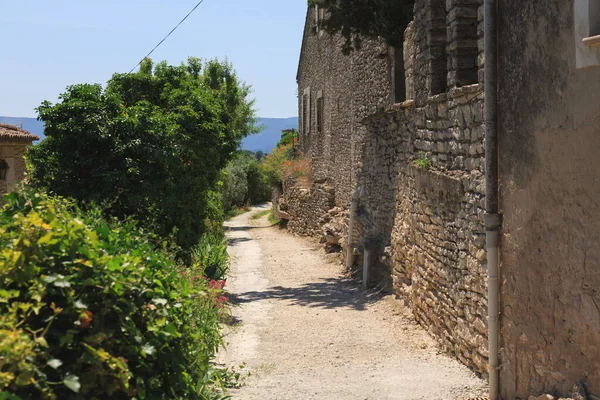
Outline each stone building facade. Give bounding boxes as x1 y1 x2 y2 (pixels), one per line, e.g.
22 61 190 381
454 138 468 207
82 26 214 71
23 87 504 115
0 123 39 202
290 1 600 398
291 0 488 376
497 1 600 398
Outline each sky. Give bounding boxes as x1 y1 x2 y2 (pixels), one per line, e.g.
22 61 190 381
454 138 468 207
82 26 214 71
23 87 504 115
0 0 307 118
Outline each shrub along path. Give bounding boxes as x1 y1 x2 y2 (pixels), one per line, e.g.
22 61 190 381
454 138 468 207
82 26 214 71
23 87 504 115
219 206 487 400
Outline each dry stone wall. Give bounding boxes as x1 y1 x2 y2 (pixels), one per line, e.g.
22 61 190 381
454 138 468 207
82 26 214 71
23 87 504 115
291 0 487 378
296 8 392 209
280 177 335 237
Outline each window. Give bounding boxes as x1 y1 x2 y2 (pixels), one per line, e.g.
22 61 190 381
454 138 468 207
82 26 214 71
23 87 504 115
591 0 600 36
302 88 311 136
394 46 406 102
447 1 478 87
316 91 324 134
575 0 600 68
429 0 447 95
314 6 325 36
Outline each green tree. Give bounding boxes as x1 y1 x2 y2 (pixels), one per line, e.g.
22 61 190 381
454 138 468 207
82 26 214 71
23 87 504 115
309 0 414 54
221 152 271 214
27 57 258 250
277 129 299 148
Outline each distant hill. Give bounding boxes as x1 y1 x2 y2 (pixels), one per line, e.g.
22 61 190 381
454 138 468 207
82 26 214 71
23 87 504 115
243 117 298 153
1 116 298 153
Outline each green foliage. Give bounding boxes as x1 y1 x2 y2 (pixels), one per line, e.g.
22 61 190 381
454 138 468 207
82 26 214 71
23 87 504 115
308 0 414 54
223 206 250 220
27 57 258 251
259 140 309 190
250 210 271 220
220 152 271 215
0 190 231 400
191 232 229 281
277 129 299 148
414 153 431 169
268 211 280 226
258 144 293 190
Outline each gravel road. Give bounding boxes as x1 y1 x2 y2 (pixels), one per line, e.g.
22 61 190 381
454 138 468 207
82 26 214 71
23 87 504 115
218 206 487 400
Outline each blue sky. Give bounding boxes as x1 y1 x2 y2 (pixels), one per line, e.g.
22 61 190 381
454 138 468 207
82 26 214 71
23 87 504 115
0 0 307 118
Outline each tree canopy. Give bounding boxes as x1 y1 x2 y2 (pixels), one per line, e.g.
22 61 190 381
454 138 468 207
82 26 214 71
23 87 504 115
309 0 415 54
28 57 259 250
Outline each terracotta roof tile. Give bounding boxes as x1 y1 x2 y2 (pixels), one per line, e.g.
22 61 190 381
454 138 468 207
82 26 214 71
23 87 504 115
0 123 40 142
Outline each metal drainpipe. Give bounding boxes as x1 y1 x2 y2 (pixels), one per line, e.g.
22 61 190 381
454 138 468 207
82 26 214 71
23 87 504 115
484 0 501 398
345 186 362 270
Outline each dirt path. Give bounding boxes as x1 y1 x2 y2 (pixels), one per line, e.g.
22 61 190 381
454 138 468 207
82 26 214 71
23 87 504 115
219 206 487 400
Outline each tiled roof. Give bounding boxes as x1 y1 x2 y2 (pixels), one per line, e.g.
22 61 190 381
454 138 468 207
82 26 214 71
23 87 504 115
0 123 40 142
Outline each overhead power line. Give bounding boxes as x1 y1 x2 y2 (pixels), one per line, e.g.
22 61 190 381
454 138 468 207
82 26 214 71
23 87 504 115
127 0 206 75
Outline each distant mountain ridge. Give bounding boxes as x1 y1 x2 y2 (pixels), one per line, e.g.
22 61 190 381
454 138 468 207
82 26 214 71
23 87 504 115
0 116 298 153
244 117 298 153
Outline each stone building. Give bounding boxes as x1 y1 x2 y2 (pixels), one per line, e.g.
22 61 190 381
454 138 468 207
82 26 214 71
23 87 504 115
292 0 488 378
0 123 39 201
497 1 600 398
289 1 600 399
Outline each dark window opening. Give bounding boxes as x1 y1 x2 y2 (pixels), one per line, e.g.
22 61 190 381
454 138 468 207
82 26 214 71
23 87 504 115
302 94 309 136
316 96 324 134
429 0 448 95
394 46 406 102
591 0 600 36
448 1 479 87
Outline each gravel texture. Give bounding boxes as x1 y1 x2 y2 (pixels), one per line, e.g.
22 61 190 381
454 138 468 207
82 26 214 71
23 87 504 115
218 206 487 400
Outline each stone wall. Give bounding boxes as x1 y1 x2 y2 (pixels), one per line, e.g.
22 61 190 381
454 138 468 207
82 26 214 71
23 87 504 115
279 177 335 238
296 8 392 209
498 1 600 398
291 1 600 397
292 0 488 378
356 81 487 375
0 143 29 202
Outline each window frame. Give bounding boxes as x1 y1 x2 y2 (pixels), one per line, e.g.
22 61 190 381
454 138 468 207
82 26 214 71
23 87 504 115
575 0 600 68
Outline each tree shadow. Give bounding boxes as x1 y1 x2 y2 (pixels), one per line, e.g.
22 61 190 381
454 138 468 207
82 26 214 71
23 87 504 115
231 276 383 311
224 225 278 232
227 237 253 246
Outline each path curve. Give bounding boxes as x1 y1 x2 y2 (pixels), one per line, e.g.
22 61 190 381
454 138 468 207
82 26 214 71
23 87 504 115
219 206 487 400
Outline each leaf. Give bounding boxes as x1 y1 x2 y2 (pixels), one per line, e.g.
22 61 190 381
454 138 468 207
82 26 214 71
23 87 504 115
141 344 155 356
35 336 49 348
54 280 71 288
38 232 54 244
64 373 81 393
47 359 63 369
74 299 88 309
43 274 59 283
152 298 167 306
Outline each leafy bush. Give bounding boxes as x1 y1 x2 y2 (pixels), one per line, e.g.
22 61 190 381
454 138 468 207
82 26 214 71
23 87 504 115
276 129 299 148
221 152 271 215
258 144 293 190
308 0 414 54
191 232 229 281
27 57 258 251
0 190 230 400
414 153 431 169
259 143 310 190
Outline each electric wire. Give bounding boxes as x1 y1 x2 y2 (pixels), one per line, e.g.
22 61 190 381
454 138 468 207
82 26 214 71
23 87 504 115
127 0 206 75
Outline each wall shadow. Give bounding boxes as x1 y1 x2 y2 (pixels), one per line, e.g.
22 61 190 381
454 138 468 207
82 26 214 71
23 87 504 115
231 276 383 311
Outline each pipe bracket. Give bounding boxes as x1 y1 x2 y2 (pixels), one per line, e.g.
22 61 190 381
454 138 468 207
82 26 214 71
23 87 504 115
484 212 503 230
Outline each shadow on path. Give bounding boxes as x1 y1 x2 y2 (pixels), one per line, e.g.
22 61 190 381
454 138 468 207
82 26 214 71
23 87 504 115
227 237 254 246
230 277 382 311
224 225 278 232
